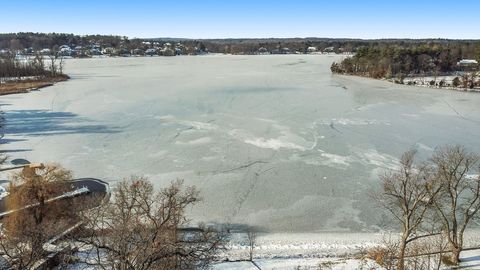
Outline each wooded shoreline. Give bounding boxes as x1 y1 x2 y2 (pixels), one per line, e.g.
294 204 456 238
0 75 69 96
331 44 480 92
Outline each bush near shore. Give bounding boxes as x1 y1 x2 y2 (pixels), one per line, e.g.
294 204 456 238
0 53 68 95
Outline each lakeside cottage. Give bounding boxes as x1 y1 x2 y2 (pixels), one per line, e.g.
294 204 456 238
40 48 51 55
132 48 145 56
145 48 157 56
457 59 479 71
257 47 269 54
323 46 335 53
457 59 479 66
102 47 116 55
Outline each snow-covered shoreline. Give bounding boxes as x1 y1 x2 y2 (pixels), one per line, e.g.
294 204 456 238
399 75 480 92
221 232 382 261
212 231 480 269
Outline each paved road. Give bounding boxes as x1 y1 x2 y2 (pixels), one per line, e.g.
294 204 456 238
0 178 110 217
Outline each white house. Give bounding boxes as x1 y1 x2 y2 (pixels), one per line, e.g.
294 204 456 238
457 59 478 66
257 47 269 54
102 47 116 55
145 48 157 56
457 59 479 71
40 48 51 55
323 46 335 53
59 47 73 56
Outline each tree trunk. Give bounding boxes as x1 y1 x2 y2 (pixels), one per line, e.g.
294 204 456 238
451 247 461 265
397 240 407 270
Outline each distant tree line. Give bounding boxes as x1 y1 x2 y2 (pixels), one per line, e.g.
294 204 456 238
331 43 480 80
3 32 480 56
0 33 126 51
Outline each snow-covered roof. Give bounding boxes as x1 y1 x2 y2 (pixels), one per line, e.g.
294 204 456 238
457 59 479 65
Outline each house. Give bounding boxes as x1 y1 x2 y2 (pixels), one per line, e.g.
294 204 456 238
145 48 157 56
307 46 317 53
323 46 335 54
257 47 269 54
458 59 478 65
118 48 131 56
160 48 175 56
0 49 10 55
24 47 34 55
59 47 73 56
102 47 116 55
90 48 102 56
271 49 281 54
457 59 478 66
40 48 51 55
132 48 144 56
175 43 186 55
457 59 479 71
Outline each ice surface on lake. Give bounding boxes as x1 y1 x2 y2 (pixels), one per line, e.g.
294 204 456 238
2 55 480 232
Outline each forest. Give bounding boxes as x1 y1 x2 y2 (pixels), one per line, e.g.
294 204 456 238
2 32 480 56
330 43 480 80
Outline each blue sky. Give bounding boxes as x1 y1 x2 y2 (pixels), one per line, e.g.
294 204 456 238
1 0 479 39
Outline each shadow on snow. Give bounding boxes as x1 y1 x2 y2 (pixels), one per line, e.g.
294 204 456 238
2 109 120 137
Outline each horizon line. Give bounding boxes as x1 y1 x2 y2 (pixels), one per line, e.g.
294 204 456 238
2 32 480 41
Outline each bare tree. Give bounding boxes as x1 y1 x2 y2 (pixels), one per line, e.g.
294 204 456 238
246 228 257 262
58 54 64 75
48 48 58 77
376 150 439 270
47 45 65 77
0 164 75 269
75 177 226 270
430 145 480 265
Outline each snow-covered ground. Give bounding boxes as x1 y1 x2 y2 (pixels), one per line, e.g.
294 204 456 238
212 232 480 269
402 75 480 91
213 253 480 270
213 258 380 270
223 232 381 260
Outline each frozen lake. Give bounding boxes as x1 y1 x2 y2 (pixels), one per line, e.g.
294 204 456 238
2 55 480 232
